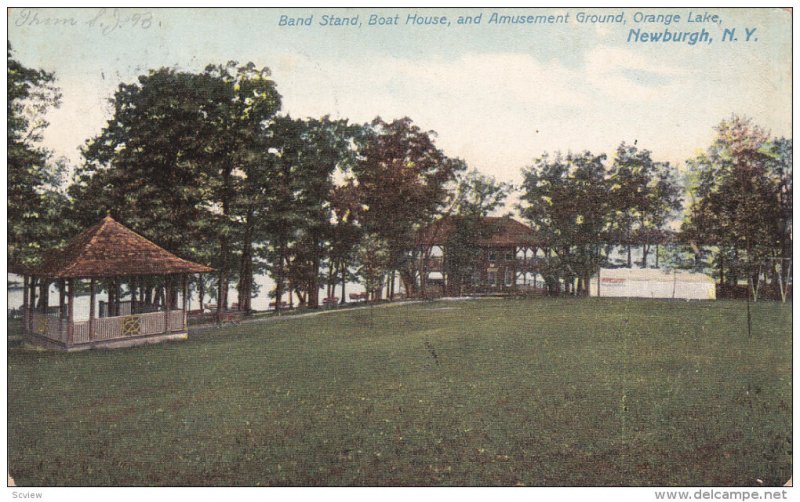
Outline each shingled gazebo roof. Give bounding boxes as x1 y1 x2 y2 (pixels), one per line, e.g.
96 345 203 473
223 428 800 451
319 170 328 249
416 216 542 248
21 215 213 279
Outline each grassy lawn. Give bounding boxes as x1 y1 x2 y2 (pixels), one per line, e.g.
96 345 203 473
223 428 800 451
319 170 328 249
7 298 792 486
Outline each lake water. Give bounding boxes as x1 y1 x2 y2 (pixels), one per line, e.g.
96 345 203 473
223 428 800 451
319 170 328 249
7 273 370 321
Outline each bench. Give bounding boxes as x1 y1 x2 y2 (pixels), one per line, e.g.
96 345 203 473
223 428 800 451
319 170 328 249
217 310 243 325
349 292 368 301
322 297 339 307
269 301 288 309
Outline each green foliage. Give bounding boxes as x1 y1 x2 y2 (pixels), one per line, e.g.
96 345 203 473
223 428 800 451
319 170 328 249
72 62 282 312
609 142 683 267
443 217 490 294
519 151 611 292
353 117 466 291
7 44 70 267
355 233 391 298
684 116 791 295
452 169 513 217
260 116 363 306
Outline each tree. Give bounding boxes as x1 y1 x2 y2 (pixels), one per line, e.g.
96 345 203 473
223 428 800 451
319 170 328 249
764 137 792 301
519 151 611 295
327 181 363 303
444 170 514 295
355 233 391 301
74 62 282 313
261 115 362 308
609 143 682 268
8 43 69 269
685 116 788 300
451 169 513 217
201 62 282 314
353 117 466 297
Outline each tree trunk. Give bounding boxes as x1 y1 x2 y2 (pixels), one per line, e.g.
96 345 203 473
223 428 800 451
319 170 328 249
217 260 228 315
655 244 659 268
218 162 234 318
340 259 347 304
327 260 336 299
309 239 321 308
400 269 416 298
275 238 286 312
238 207 255 312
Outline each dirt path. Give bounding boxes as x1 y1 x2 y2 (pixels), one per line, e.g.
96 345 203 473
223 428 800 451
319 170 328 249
188 297 493 335
188 299 427 335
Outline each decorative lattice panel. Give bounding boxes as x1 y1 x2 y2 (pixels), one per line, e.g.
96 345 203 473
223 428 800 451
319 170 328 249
122 315 141 337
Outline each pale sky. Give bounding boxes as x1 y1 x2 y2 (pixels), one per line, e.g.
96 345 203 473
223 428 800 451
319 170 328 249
7 6 792 185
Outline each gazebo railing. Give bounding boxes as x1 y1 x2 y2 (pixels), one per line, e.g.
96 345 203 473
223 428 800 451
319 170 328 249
29 309 186 346
30 312 65 342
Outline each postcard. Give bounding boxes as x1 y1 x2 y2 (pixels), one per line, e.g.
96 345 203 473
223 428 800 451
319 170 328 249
5 5 792 496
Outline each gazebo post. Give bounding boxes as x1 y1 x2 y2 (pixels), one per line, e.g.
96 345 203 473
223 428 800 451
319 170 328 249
40 279 49 314
182 274 188 331
58 279 66 337
114 279 121 316
163 276 170 333
89 278 96 341
131 276 137 315
67 278 75 347
512 246 518 291
30 276 37 317
198 274 204 312
59 279 65 317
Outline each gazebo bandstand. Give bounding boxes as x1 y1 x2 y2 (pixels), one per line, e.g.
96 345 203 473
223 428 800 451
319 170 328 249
15 215 213 351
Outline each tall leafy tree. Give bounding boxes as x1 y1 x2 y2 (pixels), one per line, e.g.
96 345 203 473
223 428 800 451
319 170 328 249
355 233 391 301
8 44 68 269
353 117 466 296
201 63 281 313
74 63 281 313
685 116 788 300
764 137 792 300
519 151 611 294
609 143 682 268
74 67 224 256
262 115 361 308
451 169 513 218
327 180 363 303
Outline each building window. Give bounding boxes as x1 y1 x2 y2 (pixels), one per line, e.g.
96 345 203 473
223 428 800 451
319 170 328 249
505 269 513 286
487 271 497 286
505 250 514 261
488 250 497 261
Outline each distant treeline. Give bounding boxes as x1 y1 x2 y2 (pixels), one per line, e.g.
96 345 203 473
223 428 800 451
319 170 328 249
9 47 791 306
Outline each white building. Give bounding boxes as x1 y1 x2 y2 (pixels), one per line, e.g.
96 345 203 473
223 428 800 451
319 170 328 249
589 268 716 300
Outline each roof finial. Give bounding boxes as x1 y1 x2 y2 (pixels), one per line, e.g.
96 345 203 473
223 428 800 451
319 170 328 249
104 209 113 221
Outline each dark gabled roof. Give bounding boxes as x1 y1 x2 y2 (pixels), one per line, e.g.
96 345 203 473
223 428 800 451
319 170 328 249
416 216 541 248
18 215 213 278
